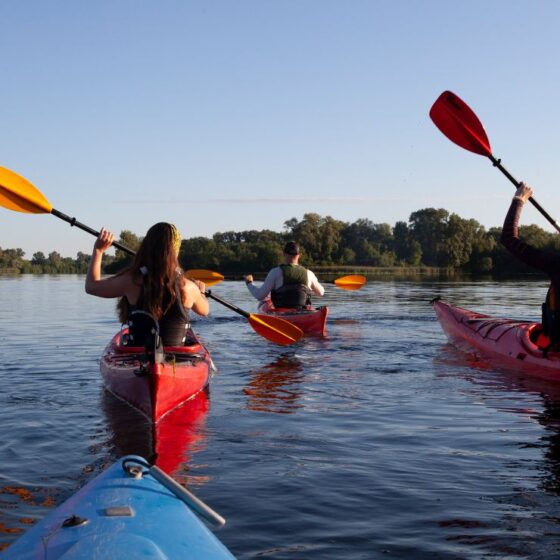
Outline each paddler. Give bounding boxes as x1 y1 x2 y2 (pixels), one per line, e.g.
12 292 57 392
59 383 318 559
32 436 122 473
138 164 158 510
244 241 325 308
85 222 208 346
501 183 560 349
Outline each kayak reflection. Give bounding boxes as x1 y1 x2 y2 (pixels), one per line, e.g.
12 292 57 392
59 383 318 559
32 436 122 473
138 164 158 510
101 388 209 476
244 355 305 414
435 345 560 496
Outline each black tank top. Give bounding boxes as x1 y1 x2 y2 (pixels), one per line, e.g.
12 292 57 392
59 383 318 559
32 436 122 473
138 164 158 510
129 279 189 346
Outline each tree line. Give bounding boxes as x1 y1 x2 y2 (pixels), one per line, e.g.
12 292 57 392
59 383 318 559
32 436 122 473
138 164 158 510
2 209 559 276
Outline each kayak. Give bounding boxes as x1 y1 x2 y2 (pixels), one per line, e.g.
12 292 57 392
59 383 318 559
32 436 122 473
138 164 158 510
100 327 214 424
3 455 236 559
432 298 560 381
258 299 328 336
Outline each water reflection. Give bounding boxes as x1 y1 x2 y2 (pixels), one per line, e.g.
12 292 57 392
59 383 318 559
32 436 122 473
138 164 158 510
435 343 560 496
244 355 305 414
101 389 209 476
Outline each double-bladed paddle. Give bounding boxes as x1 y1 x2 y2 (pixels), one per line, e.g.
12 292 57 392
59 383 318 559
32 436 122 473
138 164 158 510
0 165 303 346
429 90 560 233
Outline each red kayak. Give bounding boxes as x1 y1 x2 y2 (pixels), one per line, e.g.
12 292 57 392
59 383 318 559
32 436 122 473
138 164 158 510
432 298 560 381
100 327 214 423
258 299 328 336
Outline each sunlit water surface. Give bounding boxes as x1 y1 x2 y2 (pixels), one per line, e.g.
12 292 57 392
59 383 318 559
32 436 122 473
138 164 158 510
2 275 560 559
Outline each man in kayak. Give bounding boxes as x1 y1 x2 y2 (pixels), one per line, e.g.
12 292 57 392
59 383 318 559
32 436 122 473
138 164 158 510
85 223 209 346
501 183 560 349
244 241 325 308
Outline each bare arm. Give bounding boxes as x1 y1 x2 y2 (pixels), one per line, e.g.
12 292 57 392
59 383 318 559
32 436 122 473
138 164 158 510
85 228 132 298
182 278 209 317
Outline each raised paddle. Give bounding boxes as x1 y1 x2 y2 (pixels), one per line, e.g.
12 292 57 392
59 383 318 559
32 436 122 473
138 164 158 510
429 90 560 233
0 166 136 255
0 165 304 345
334 274 367 291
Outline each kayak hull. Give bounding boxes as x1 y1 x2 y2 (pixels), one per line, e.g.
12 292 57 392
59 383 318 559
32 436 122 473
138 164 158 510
3 455 236 559
258 300 328 336
100 328 213 423
432 299 560 381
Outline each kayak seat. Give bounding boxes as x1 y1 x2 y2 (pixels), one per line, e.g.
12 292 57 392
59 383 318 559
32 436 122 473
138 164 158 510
125 311 164 365
125 311 160 347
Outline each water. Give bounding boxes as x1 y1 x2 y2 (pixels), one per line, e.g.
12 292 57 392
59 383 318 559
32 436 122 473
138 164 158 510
2 275 560 559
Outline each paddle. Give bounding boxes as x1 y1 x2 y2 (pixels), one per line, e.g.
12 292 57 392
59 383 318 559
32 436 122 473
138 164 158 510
188 269 367 292
429 90 560 233
0 165 304 345
185 269 224 287
334 274 367 291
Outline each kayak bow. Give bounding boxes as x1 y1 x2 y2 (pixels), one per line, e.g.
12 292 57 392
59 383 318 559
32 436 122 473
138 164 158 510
3 455 236 559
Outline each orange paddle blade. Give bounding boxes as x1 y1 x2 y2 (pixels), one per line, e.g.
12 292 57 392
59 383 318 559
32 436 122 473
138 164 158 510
0 166 53 214
248 314 304 346
334 275 367 290
186 269 224 287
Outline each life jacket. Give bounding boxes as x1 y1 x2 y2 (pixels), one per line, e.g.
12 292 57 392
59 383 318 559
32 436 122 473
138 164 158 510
541 284 560 351
271 264 311 308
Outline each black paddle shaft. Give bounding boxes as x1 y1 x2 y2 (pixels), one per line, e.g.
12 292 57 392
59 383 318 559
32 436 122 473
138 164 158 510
488 154 560 234
50 208 135 255
204 290 250 318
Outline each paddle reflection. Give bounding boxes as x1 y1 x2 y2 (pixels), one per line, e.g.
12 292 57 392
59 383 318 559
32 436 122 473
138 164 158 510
244 354 305 414
101 389 209 476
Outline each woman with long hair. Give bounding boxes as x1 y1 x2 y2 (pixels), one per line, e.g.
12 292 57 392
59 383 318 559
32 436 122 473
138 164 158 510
85 222 208 346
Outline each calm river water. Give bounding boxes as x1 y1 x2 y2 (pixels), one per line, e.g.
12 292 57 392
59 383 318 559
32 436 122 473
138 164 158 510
2 275 560 559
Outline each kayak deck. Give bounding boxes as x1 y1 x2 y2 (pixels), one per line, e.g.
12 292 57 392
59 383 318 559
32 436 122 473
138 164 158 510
3 455 236 559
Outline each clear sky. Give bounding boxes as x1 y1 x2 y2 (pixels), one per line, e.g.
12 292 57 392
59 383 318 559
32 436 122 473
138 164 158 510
2 0 560 258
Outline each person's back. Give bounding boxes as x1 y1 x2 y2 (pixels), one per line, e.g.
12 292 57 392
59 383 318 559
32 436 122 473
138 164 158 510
85 222 209 347
270 263 310 308
244 241 324 308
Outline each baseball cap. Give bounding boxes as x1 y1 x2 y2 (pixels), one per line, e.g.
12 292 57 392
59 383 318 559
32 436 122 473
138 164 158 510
283 241 300 255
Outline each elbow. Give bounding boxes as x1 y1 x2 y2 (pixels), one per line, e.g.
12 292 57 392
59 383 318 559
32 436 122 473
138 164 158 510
85 279 98 295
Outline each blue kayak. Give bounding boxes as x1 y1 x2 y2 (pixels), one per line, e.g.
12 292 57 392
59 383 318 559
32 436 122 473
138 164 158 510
4 455 236 559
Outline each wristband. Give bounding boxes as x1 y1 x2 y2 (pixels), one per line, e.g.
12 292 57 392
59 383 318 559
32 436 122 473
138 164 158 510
513 195 525 203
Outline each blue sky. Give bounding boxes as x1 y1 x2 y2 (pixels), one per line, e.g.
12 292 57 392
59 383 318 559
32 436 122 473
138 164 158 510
2 1 560 258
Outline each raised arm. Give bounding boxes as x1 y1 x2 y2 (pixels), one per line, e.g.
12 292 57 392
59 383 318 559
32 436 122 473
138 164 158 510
85 228 130 298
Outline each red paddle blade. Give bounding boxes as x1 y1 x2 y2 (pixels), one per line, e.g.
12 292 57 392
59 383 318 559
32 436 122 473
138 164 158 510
429 91 492 156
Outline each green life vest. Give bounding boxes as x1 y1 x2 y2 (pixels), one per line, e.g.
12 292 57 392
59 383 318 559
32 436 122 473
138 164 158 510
271 264 310 308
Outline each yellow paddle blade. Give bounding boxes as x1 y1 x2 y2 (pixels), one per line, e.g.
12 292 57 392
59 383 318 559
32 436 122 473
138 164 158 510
186 269 225 287
248 314 304 346
334 274 367 291
0 166 53 214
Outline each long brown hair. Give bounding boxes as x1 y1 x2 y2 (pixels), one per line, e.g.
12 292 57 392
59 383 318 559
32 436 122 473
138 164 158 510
117 222 182 322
